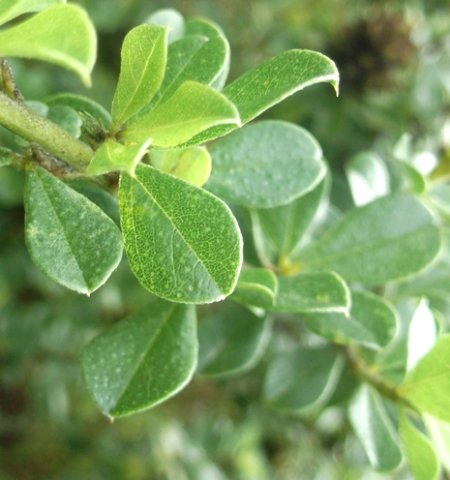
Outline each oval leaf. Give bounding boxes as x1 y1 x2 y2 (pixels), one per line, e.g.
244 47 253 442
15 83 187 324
124 80 240 147
400 412 440 480
0 4 96 86
207 120 325 208
198 302 270 377
0 0 65 26
119 163 243 304
349 386 403 472
82 300 197 417
24 167 123 294
300 193 441 286
231 267 278 309
264 345 343 413
399 335 450 422
273 272 350 314
187 49 339 145
146 8 184 44
111 24 168 126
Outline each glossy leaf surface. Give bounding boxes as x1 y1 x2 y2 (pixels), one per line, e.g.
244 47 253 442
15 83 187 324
0 5 96 85
198 302 270 377
82 300 197 417
111 24 168 126
124 81 240 147
24 167 122 294
119 164 242 303
300 193 441 285
207 121 325 208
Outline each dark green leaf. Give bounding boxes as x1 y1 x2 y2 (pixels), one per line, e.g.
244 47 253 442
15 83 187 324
119 164 242 304
399 335 450 422
273 272 350 313
349 386 403 471
124 81 240 148
0 4 96 86
82 300 197 417
303 291 397 350
47 105 82 138
207 120 325 208
300 193 441 285
24 167 122 294
264 345 343 413
231 267 278 309
198 302 270 377
111 24 168 126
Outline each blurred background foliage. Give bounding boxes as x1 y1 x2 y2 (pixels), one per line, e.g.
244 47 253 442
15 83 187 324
1 0 449 478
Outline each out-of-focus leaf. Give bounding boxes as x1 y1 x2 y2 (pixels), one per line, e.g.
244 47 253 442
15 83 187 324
264 345 343 413
24 167 122 294
47 105 82 138
119 164 242 304
349 385 403 472
146 8 184 43
207 121 325 208
300 193 441 286
425 414 450 471
0 5 96 86
0 0 65 27
82 300 197 417
231 268 278 309
198 302 270 377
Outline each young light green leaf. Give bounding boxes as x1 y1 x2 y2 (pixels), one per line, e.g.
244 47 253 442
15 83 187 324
303 290 397 350
149 146 211 187
119 163 242 304
349 386 403 472
0 0 65 26
0 5 96 86
45 93 111 127
24 167 122 295
273 272 350 314
264 345 343 413
82 300 197 418
231 267 278 309
146 8 184 44
207 121 325 208
187 49 339 145
198 302 270 377
399 335 450 422
300 193 441 286
400 412 440 480
124 81 240 148
87 138 152 176
346 151 390 206
425 414 450 471
111 24 168 126
251 178 327 266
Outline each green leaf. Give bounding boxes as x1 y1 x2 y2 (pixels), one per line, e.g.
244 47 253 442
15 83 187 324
273 272 350 314
425 414 450 471
251 178 327 266
0 146 15 167
87 138 152 176
111 24 168 126
0 0 65 26
124 81 240 147
231 268 278 309
264 345 343 413
47 105 82 138
349 386 403 472
119 163 242 304
149 146 211 187
300 193 441 286
24 167 123 294
82 300 197 417
429 184 450 218
399 335 450 422
207 120 325 208
187 49 339 145
146 8 184 44
0 5 96 86
303 290 397 350
45 93 111 128
198 302 270 377
345 151 389 206
400 412 440 480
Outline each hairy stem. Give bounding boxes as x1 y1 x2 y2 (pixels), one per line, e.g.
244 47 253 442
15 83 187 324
0 90 93 170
